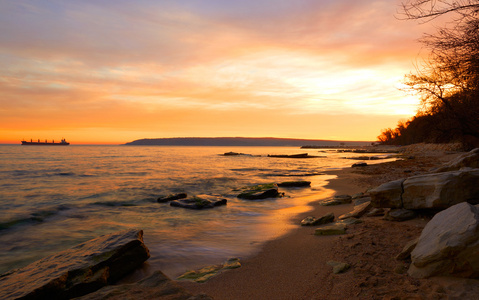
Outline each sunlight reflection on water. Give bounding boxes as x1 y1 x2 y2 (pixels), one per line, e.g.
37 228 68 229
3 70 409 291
0 145 392 277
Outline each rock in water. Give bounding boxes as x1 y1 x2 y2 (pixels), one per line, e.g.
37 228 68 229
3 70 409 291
170 195 227 209
157 193 187 203
277 181 311 188
237 188 281 200
0 229 150 300
408 203 479 278
76 271 212 300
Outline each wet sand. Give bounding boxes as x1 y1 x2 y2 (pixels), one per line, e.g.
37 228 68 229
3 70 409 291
178 149 479 299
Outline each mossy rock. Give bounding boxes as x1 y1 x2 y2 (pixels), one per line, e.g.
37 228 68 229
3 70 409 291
177 258 241 283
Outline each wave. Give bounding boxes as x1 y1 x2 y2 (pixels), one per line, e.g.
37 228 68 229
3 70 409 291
0 205 70 231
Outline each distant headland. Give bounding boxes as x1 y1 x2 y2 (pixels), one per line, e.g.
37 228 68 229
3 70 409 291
124 137 372 147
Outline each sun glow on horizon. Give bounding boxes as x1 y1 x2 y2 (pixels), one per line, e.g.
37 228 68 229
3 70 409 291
0 0 431 144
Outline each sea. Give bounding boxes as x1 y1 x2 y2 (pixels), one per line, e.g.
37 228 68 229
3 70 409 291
0 145 394 279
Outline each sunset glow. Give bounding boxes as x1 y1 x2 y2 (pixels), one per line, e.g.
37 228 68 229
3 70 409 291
0 0 434 144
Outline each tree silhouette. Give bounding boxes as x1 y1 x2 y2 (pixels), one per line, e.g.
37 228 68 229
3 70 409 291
379 1 479 148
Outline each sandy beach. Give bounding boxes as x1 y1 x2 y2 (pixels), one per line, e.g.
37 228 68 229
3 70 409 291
178 146 479 299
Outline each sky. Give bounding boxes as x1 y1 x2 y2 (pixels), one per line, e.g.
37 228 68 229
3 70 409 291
0 0 434 144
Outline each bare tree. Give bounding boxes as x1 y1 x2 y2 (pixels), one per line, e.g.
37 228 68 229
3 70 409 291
401 0 479 22
400 0 479 145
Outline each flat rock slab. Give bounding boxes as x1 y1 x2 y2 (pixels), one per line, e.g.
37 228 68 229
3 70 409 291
0 229 150 300
170 195 227 209
339 201 372 220
76 271 212 300
277 181 311 188
319 195 352 206
237 188 281 200
301 212 334 226
314 223 347 235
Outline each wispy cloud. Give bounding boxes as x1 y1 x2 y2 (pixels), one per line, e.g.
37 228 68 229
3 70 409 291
0 0 432 143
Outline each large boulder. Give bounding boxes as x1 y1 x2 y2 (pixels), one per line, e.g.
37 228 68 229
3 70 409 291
0 230 150 300
409 203 479 278
402 169 479 210
369 179 404 208
432 148 479 172
370 169 479 210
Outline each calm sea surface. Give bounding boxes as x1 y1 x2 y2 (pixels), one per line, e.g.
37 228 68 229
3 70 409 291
0 145 391 278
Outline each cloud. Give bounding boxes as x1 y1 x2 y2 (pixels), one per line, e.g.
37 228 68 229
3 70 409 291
0 0 430 143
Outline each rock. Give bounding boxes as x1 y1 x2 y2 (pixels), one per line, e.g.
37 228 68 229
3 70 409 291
157 193 187 203
366 207 385 217
319 195 352 206
314 223 347 235
334 194 352 203
300 212 334 226
432 148 479 172
353 196 372 206
384 208 417 221
222 258 241 269
75 271 212 300
352 162 367 167
224 151 249 156
327 261 350 274
277 181 311 188
370 169 479 210
319 199 343 206
352 192 365 199
170 195 227 209
409 203 479 278
396 238 419 261
401 169 479 210
0 230 150 300
313 212 335 225
369 179 404 209
237 188 281 200
177 258 241 283
338 201 372 220
337 218 363 225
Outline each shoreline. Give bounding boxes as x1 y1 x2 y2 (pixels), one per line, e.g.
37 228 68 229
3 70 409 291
177 167 367 299
178 147 479 299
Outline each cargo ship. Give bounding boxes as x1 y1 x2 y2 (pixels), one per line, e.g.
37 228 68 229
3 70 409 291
21 138 70 145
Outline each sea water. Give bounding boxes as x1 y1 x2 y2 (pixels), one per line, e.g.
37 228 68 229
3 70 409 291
0 145 392 278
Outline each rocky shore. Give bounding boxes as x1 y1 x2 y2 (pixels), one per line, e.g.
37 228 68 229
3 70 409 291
2 144 478 299
179 145 479 299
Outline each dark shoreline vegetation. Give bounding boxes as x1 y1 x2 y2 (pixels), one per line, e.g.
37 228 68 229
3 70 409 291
378 1 479 150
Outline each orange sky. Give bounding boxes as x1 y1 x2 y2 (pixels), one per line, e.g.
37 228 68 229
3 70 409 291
0 0 436 144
